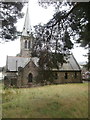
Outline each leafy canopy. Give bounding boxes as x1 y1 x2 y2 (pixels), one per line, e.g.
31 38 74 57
32 1 90 82
0 2 25 41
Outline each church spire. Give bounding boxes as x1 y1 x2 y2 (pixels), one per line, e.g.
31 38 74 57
20 2 33 57
22 3 31 37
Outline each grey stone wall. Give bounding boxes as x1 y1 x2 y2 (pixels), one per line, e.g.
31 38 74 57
54 71 82 84
5 69 82 87
4 72 17 87
17 61 38 87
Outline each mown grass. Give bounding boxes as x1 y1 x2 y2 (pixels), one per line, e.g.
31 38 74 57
2 83 88 118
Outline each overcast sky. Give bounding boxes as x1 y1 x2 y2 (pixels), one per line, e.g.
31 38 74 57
0 0 88 67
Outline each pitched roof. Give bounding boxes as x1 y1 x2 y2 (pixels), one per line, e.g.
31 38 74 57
6 56 39 71
6 54 81 72
53 54 81 71
6 56 30 71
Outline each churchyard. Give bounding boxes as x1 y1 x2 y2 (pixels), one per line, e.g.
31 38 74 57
1 83 88 118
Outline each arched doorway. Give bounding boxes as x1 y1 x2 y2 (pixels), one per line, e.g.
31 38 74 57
28 73 33 83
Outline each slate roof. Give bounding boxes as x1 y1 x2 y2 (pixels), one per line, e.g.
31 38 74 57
6 54 81 72
6 56 39 72
6 56 29 71
57 54 81 71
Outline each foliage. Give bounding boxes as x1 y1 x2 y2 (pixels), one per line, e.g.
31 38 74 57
33 1 90 72
35 50 67 83
0 2 25 41
32 2 77 82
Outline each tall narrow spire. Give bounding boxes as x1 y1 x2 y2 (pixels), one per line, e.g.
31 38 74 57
22 3 31 37
20 2 33 57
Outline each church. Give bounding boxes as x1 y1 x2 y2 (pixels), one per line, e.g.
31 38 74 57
4 6 82 87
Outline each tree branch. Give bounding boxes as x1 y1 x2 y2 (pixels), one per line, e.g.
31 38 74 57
47 2 79 28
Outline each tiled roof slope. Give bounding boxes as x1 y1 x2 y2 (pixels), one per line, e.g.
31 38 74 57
58 54 81 71
6 56 30 71
6 54 81 72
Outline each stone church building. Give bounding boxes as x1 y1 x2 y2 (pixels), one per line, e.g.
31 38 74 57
4 6 82 87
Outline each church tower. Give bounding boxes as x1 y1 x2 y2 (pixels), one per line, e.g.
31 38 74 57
20 4 33 57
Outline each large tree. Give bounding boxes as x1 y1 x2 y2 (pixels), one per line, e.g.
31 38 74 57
0 2 25 41
32 1 90 83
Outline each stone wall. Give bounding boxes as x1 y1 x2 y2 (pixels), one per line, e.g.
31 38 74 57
17 61 38 87
54 71 82 84
5 69 82 88
4 72 17 87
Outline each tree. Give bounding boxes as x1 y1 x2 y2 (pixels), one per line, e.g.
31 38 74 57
0 2 25 41
47 2 90 70
75 3 90 70
32 1 90 83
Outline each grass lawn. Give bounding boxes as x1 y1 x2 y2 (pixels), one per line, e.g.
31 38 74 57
2 83 88 118
0 82 2 119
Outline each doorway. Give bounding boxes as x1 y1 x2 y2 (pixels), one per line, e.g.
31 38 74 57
28 73 33 83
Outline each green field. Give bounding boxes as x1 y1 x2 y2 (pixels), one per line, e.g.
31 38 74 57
2 83 88 118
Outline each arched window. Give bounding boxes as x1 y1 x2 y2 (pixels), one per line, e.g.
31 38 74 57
28 41 30 49
28 73 33 82
25 40 27 49
65 72 68 79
